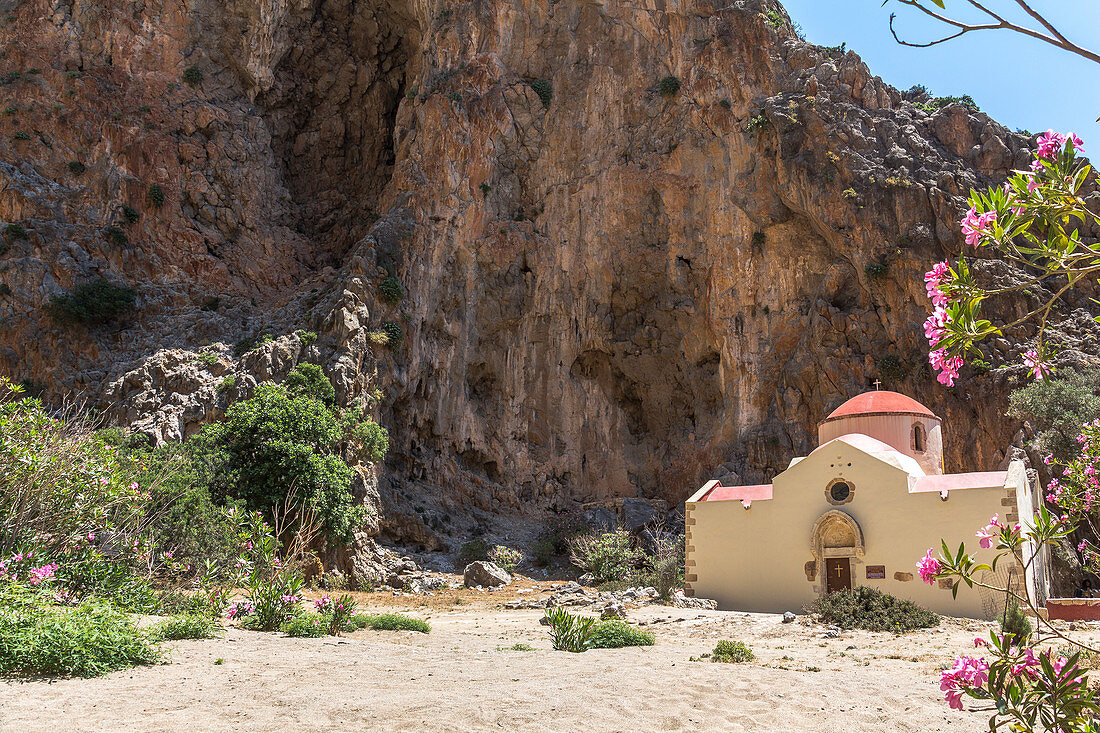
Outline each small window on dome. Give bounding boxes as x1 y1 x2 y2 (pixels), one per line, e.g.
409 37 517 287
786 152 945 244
912 423 925 452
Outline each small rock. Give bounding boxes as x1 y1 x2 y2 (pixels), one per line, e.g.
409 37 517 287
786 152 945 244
824 626 841 638
782 611 796 623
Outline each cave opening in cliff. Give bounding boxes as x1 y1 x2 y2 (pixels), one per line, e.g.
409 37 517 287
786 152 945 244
258 0 420 265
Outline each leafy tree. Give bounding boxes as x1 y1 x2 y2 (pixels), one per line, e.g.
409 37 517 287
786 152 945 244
199 382 363 542
1009 369 1100 463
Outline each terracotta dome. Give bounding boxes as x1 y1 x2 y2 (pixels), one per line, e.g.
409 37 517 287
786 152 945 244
821 391 937 424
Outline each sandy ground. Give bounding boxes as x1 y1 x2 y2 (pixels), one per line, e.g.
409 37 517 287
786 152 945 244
4 585 1096 733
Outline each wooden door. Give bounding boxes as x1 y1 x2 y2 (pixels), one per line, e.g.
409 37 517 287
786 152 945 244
825 557 852 593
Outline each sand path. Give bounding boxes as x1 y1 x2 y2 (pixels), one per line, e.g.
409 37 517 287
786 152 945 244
0 599 1039 732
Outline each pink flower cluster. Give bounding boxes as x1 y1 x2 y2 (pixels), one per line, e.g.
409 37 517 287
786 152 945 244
960 207 997 247
27 563 58 585
940 655 989 710
929 349 963 387
225 600 255 619
975 514 1002 549
917 548 941 585
1022 349 1050 380
924 261 951 307
314 595 347 613
1035 130 1083 159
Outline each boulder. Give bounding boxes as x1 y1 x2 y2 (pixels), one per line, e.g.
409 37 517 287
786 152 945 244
782 611 797 623
464 561 511 588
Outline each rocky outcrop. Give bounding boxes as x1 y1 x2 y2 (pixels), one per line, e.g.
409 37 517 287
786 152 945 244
1 0 1097 539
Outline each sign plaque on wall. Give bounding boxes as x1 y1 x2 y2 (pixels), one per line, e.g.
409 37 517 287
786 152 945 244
866 565 886 579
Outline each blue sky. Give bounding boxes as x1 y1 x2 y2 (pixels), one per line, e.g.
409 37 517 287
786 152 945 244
780 0 1100 142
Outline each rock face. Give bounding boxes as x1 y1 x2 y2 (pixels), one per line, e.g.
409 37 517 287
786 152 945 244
463 561 511 588
1 0 1096 533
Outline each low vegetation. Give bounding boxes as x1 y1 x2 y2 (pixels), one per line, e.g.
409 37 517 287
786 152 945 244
658 75 681 97
587 620 655 649
487 544 523 573
1009 368 1100 463
544 607 596 652
710 640 755 663
806 586 939 632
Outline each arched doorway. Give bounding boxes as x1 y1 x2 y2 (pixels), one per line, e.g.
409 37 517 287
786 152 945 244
810 510 865 595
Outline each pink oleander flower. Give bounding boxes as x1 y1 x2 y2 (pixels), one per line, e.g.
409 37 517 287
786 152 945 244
917 548 941 585
129 482 139 491
1068 132 1085 153
1030 158 1044 172
976 526 995 549
1023 350 1051 380
86 532 95 541
940 656 990 710
1079 541 1088 552
1027 175 1041 192
27 563 58 585
924 261 952 307
929 349 963 387
960 207 997 247
1036 130 1067 159
98 478 109 486
923 307 949 347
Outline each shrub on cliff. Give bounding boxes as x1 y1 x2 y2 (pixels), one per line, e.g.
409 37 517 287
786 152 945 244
378 276 404 304
284 363 335 405
529 78 552 108
46 279 136 325
658 75 680 97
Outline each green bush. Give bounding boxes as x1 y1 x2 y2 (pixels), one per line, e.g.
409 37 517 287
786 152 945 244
67 160 86 174
147 614 218 641
544 607 595 652
658 75 681 97
197 382 363 542
284 363 335 405
1009 369 1100 463
999 600 1033 646
13 130 30 141
47 279 136 325
711 639 754 663
147 184 165 208
537 510 590 555
182 66 203 86
488 545 523 573
345 416 389 463
121 205 140 225
281 614 326 638
751 231 766 248
877 354 908 383
0 597 162 678
588 620 655 649
567 529 639 584
379 276 404 304
216 375 236 393
352 613 430 633
457 538 490 566
529 78 552 108
298 330 318 347
806 586 939 632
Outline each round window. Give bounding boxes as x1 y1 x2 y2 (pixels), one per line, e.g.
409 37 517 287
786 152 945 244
830 481 851 503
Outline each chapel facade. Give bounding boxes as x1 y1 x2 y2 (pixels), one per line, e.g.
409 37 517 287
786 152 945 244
683 390 1049 619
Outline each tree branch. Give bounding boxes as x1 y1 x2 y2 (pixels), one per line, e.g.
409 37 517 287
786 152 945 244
888 1 1100 66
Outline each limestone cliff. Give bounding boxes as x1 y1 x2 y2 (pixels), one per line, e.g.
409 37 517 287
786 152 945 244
1 0 1096 546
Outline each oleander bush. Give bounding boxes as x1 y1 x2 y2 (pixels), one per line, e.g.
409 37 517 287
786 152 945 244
281 614 326 638
457 538 491 566
487 545 523 573
567 529 640 584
